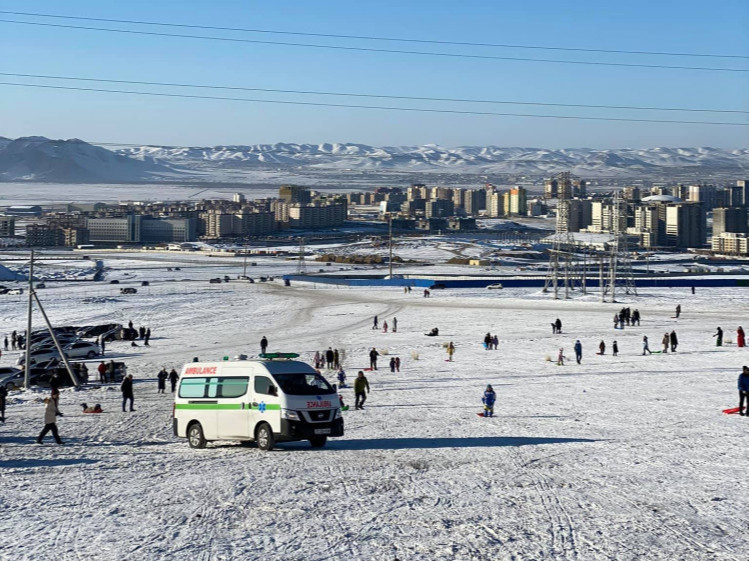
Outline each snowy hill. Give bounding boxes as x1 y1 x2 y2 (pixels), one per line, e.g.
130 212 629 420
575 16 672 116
0 137 178 182
119 143 749 178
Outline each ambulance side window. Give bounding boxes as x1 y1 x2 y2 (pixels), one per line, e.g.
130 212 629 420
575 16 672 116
179 377 207 398
218 377 249 398
254 376 276 396
206 377 219 398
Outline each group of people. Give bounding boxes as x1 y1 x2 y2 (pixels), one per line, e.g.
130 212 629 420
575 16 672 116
3 331 26 351
97 360 126 384
313 348 342 370
157 367 180 393
483 333 499 350
614 307 641 329
372 316 398 333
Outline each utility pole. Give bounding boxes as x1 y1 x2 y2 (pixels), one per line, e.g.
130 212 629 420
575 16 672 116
23 250 33 389
388 214 394 278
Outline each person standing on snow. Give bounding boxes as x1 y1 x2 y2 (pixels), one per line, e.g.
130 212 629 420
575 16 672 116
354 371 370 410
632 309 641 326
612 341 619 356
598 341 606 355
557 348 565 366
555 318 562 334
337 368 346 388
394 357 400 372
383 321 388 333
157 368 168 394
713 327 723 347
389 357 396 372
392 317 398 333
372 316 378 330
369 347 379 370
325 347 335 369
737 327 746 348
738 366 749 416
492 335 499 350
121 374 135 412
574 340 583 364
675 304 681 318
333 349 340 369
484 332 492 350
260 336 268 354
661 333 670 353
168 368 179 393
36 397 63 445
670 330 678 352
447 342 455 362
482 385 496 417
0 384 7 423
98 361 107 383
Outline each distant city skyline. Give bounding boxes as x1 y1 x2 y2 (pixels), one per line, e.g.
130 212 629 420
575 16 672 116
1 0 747 148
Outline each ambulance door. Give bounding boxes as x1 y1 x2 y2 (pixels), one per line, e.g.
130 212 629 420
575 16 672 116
251 374 282 434
215 367 252 439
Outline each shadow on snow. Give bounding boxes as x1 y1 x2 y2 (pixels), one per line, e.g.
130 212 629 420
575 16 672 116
324 435 599 451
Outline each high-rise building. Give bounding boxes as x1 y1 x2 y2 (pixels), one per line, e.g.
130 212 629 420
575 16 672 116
712 207 747 237
665 203 706 248
508 187 527 215
687 185 717 210
0 216 15 237
279 185 311 204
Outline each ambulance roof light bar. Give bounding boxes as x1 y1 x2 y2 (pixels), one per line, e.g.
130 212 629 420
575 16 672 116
259 352 300 360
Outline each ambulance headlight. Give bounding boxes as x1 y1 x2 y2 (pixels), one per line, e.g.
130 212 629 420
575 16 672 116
281 409 300 421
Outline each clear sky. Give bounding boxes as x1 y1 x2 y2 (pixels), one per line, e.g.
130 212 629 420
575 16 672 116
0 0 747 148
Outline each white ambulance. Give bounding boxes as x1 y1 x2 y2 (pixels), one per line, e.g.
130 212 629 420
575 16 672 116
172 355 344 450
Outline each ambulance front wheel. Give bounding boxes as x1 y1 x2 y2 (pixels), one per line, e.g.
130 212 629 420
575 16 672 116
309 437 327 448
255 423 275 451
187 422 207 449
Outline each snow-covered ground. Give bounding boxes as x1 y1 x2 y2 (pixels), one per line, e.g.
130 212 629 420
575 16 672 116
1 251 747 561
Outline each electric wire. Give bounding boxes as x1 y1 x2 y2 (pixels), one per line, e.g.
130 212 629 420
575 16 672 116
2 72 745 114
1 81 746 126
1 19 747 73
1 9 746 60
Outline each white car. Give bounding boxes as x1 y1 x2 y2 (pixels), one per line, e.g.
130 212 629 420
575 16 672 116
486 283 504 290
16 341 99 366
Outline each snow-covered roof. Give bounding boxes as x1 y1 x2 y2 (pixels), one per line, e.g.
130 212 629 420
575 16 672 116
641 195 682 203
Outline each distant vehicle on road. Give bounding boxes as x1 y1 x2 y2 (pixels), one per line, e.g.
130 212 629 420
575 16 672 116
429 283 447 290
141 281 150 286
486 283 504 290
109 280 120 285
7 288 23 295
120 287 137 294
209 278 222 284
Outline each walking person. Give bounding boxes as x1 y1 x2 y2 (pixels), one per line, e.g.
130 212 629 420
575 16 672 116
661 333 670 353
447 342 455 362
738 327 746 348
354 371 370 410
714 327 723 347
157 368 168 394
574 340 583 364
260 336 268 354
675 304 681 318
394 356 400 372
3 335 7 351
169 368 179 392
642 335 652 355
670 330 678 353
121 374 135 412
36 397 64 445
614 313 619 330
389 357 396 373
738 366 749 416
557 347 565 366
144 328 151 346
373 315 378 330
369 347 379 370
612 340 619 356
392 317 398 333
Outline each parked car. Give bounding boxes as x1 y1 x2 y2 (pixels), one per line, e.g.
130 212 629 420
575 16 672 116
76 323 121 338
36 283 46 289
141 281 150 286
63 341 101 359
486 283 504 290
120 287 137 294
209 278 222 284
8 288 23 295
17 348 61 367
429 283 447 290
109 280 120 284
0 367 23 391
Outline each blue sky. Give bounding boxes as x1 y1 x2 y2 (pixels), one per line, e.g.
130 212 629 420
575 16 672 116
0 0 747 148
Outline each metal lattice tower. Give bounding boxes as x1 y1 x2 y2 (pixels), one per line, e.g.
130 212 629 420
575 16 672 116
600 193 637 302
543 185 586 299
296 237 307 275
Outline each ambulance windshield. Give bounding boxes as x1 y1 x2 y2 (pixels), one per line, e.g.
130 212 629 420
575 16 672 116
272 373 335 396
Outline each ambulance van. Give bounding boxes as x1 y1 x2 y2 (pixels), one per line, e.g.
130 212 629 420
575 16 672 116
173 355 344 450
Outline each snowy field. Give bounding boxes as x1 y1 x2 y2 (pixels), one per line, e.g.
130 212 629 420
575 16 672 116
1 251 748 561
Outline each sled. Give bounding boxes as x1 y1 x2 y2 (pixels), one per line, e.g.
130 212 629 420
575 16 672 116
722 407 746 415
477 412 495 418
362 367 374 371
341 405 350 411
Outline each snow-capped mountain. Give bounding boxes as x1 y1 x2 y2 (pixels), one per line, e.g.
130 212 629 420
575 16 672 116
0 137 177 182
120 143 749 178
2 136 746 182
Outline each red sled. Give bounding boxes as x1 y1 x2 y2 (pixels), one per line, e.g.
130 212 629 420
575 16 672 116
477 412 495 418
722 407 746 415
362 367 374 371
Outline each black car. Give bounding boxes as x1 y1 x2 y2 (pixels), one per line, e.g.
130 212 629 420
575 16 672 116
429 283 447 290
109 280 120 285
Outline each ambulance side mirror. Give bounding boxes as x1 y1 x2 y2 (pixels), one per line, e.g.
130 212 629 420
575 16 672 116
269 386 277 396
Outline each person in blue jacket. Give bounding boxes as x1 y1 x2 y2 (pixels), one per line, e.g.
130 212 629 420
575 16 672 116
738 366 749 416
482 385 496 417
574 340 583 364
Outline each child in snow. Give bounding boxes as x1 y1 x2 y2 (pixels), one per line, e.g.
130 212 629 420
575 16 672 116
642 336 652 355
482 385 496 417
389 357 396 372
612 341 619 356
598 341 606 355
557 348 565 366
383 321 388 333
662 333 669 353
337 369 346 388
446 342 455 361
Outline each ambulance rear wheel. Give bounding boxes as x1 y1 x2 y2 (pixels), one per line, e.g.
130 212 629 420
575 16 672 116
187 422 207 449
309 437 327 448
255 423 275 451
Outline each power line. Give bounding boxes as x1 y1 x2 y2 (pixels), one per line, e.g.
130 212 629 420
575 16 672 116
1 81 746 126
1 18 747 73
3 71 745 114
1 10 747 60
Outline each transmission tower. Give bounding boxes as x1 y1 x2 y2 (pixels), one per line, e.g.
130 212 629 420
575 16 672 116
543 175 586 299
600 193 637 301
296 237 307 275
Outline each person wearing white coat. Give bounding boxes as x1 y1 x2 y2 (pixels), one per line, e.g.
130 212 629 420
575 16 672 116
37 397 63 444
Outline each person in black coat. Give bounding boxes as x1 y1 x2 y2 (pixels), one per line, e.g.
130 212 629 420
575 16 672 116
0 385 7 422
260 336 268 354
369 347 379 370
168 369 179 393
670 330 678 352
121 374 135 412
157 368 168 394
325 347 335 369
